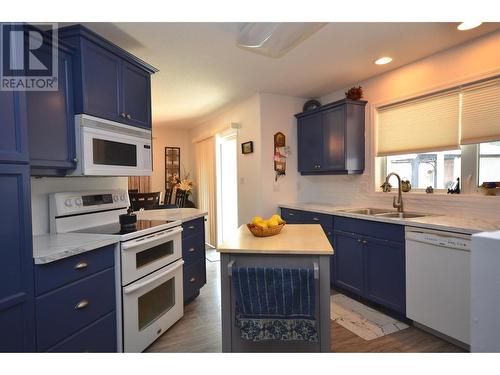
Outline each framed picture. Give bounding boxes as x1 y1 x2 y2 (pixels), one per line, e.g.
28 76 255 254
241 141 254 154
164 147 180 190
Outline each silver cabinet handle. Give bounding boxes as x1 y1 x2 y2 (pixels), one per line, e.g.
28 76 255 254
75 299 89 310
189 277 196 283
126 114 131 120
288 213 294 216
120 112 126 118
72 158 78 163
362 240 368 245
188 225 195 230
74 262 88 270
188 248 195 253
313 217 320 221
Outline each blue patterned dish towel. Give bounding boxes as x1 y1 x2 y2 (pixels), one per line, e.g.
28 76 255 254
232 267 318 343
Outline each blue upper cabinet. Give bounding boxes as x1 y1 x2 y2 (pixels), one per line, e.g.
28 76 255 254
121 62 152 128
296 99 366 175
80 40 121 122
26 30 76 176
0 91 28 164
58 25 157 129
0 164 35 352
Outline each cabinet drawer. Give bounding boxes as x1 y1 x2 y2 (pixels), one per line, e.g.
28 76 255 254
35 244 115 295
183 260 206 303
280 208 304 224
182 234 205 267
46 312 116 352
182 217 204 240
301 211 333 229
334 216 404 243
36 268 116 351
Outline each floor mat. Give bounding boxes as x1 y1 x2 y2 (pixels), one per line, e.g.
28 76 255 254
331 294 409 340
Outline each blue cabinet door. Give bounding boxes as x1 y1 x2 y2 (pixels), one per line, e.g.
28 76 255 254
321 106 345 171
0 164 35 352
333 230 364 295
27 46 75 174
297 113 323 172
363 236 406 314
121 62 152 129
80 40 121 122
0 91 28 163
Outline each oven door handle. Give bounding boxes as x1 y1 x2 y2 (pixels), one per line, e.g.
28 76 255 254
123 259 184 295
122 226 183 251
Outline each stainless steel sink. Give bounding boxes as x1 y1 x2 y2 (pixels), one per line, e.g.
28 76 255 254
374 212 428 219
338 208 430 219
339 208 392 215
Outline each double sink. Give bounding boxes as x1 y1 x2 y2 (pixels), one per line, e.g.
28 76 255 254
338 208 430 219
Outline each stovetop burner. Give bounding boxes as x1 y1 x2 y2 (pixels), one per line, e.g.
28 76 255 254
75 219 175 236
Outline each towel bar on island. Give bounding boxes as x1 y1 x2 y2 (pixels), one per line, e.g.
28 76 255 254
227 260 319 280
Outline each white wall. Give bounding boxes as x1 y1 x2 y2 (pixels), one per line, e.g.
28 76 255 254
151 126 194 199
259 93 304 218
31 177 128 235
296 30 500 219
190 94 261 225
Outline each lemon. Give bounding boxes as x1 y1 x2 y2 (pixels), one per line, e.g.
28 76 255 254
271 214 284 224
251 216 264 225
255 221 268 229
267 218 280 228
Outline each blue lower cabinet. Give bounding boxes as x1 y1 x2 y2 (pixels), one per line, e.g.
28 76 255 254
332 216 406 315
46 312 116 353
0 164 35 352
34 244 117 352
280 208 304 224
364 236 405 314
333 231 364 294
182 218 207 303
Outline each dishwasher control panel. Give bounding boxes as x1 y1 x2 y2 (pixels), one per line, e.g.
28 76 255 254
406 229 471 251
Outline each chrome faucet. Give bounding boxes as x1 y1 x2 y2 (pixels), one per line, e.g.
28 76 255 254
386 172 404 213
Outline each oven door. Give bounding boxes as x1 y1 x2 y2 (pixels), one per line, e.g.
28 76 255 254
79 119 152 176
122 259 184 352
121 226 183 286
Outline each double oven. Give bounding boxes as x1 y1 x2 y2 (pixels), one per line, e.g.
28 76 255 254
120 225 184 352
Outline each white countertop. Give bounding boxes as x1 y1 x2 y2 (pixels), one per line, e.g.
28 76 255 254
279 202 500 234
217 224 333 255
136 208 207 222
33 233 119 265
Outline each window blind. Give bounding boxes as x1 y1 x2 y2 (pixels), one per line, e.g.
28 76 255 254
460 79 500 145
377 92 460 156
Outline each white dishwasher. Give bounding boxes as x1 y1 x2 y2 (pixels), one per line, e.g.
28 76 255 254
405 227 471 345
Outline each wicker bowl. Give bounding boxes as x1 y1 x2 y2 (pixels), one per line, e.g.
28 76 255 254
247 222 286 237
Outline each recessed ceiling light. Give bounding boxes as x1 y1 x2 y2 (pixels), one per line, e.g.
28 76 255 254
457 22 482 31
374 57 393 65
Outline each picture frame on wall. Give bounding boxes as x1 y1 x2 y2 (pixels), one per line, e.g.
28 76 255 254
241 141 254 154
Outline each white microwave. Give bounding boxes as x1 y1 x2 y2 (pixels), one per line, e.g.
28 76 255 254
70 114 152 176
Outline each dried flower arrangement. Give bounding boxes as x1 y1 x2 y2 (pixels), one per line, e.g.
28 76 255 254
345 85 363 100
169 169 193 196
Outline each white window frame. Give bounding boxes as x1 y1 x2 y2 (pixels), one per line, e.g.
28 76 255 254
372 73 499 196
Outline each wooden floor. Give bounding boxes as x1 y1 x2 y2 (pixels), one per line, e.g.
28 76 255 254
146 250 464 353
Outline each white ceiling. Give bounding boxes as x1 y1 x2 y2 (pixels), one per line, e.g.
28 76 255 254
66 22 499 128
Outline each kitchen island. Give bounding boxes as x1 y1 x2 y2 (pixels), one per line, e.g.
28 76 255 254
218 224 333 352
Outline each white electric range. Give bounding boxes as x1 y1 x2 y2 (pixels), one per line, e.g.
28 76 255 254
49 189 184 352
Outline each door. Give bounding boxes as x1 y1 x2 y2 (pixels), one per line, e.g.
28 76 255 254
322 106 345 171
81 40 121 122
122 259 184 352
0 91 28 163
333 230 363 294
0 164 35 352
27 47 75 172
363 236 405 314
297 113 323 172
216 131 238 245
121 62 152 129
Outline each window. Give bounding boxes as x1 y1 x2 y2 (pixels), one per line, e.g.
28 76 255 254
479 141 500 185
376 77 500 194
384 150 461 190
